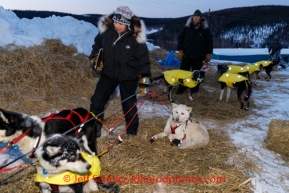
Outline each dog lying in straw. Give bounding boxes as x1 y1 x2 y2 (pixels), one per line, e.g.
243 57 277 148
0 107 100 157
150 103 209 149
35 134 119 193
217 64 252 110
150 69 205 102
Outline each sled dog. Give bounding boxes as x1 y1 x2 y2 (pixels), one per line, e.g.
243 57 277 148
150 69 205 102
150 103 209 149
217 64 252 110
35 134 119 193
0 107 100 157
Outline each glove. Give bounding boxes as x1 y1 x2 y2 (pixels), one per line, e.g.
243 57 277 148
179 50 185 60
204 54 211 62
88 53 98 62
138 74 151 96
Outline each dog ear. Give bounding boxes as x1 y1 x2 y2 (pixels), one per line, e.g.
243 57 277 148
186 107 192 113
45 146 62 157
172 103 178 109
0 108 24 125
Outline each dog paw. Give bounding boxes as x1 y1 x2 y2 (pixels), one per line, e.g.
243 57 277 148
245 107 249 110
189 96 193 101
170 139 181 146
150 138 156 143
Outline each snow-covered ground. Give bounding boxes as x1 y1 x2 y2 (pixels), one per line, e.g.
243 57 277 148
0 6 289 193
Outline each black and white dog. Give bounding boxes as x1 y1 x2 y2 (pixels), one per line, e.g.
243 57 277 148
150 69 205 102
0 107 100 157
35 134 119 193
253 60 275 81
217 64 252 110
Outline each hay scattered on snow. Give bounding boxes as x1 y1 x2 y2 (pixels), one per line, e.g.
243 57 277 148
0 40 253 192
265 119 289 161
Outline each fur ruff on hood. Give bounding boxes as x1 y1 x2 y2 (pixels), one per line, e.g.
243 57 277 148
185 16 209 29
97 13 147 43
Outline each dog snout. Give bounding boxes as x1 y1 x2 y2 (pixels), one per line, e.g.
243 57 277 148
86 163 91 170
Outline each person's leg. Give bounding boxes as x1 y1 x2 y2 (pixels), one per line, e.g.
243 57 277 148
176 57 192 94
90 74 118 137
119 79 139 135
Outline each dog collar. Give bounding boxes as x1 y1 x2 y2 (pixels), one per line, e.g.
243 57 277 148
171 119 192 140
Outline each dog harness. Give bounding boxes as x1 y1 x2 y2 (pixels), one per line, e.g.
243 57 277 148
41 109 91 134
35 152 101 187
171 119 193 140
218 72 248 88
164 70 198 88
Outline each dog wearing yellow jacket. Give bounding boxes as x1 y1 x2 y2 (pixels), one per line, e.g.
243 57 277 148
253 60 274 81
217 67 252 110
244 64 260 85
35 134 119 193
150 69 205 102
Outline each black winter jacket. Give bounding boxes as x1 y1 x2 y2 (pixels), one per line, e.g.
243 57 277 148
177 17 213 59
268 41 282 55
90 14 150 81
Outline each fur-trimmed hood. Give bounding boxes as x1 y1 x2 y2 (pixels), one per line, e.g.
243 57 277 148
185 16 209 29
97 13 147 43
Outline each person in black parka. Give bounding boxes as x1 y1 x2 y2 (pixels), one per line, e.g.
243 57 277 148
88 6 150 136
176 9 213 96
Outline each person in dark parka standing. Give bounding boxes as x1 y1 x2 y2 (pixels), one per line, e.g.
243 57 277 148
88 6 150 137
176 9 213 97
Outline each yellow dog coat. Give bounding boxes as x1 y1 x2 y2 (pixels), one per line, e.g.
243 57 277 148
253 60 272 69
35 152 101 185
244 64 258 74
218 72 248 88
164 70 198 88
227 65 249 74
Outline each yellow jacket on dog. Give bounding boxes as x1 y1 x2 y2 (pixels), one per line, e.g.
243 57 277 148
218 72 248 88
254 60 272 68
164 70 198 88
227 65 248 74
244 64 258 74
35 152 101 185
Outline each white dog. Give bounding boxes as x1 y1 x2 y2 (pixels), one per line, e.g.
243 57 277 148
150 103 209 149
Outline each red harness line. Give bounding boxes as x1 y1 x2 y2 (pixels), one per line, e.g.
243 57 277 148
171 119 192 140
0 128 31 155
104 90 170 151
41 109 91 134
100 90 171 134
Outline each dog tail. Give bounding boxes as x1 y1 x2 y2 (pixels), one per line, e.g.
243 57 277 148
98 182 120 193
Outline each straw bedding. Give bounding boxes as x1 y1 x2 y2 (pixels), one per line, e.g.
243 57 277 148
265 119 289 162
0 40 253 192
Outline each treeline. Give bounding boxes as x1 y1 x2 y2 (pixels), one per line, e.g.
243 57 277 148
11 5 289 50
149 5 289 50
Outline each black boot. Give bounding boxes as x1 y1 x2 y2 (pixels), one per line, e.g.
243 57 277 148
96 122 102 138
